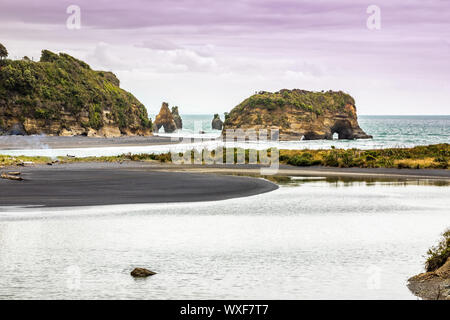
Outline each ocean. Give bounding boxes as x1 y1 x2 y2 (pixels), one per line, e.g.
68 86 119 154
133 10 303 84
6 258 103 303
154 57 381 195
0 115 448 157
165 114 450 149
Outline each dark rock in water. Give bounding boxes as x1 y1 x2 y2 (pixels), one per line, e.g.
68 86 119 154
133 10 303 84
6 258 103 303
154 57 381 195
154 102 177 133
130 267 157 278
211 113 223 130
408 257 450 300
171 106 182 129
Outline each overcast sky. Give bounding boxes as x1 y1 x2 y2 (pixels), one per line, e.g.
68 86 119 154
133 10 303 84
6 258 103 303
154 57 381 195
1 0 449 115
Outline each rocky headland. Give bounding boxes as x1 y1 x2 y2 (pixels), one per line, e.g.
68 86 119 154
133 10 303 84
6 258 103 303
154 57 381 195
0 49 152 137
223 89 372 141
408 229 450 300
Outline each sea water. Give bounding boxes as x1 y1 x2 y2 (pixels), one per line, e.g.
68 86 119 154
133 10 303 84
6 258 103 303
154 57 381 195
0 115 448 157
150 115 450 150
0 178 448 299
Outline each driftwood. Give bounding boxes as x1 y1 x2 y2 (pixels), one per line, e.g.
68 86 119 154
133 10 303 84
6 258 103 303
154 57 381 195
1 172 24 181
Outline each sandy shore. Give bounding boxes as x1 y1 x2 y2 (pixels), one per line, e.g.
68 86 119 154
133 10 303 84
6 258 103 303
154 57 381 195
1 161 448 208
0 162 278 208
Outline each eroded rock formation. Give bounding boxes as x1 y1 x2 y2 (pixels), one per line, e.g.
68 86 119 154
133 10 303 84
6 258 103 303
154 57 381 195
153 102 177 133
211 113 223 130
408 257 450 300
171 106 182 129
0 49 152 137
223 89 372 141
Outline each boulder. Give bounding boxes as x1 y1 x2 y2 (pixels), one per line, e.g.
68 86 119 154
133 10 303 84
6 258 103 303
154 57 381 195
130 267 157 278
171 106 183 129
211 114 223 130
154 102 177 133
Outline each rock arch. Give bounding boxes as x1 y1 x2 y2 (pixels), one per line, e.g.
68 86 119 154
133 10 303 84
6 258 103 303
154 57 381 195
329 120 354 140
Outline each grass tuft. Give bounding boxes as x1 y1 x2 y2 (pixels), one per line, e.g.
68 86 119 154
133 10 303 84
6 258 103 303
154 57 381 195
425 228 450 272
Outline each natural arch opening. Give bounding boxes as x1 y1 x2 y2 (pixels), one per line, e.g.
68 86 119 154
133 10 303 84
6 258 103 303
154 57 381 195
330 120 354 140
156 124 165 133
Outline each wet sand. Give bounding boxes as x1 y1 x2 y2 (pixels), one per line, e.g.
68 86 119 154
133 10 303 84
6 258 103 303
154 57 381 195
0 163 278 208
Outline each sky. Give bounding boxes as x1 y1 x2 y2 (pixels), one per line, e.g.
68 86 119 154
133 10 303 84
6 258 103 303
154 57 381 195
0 0 449 115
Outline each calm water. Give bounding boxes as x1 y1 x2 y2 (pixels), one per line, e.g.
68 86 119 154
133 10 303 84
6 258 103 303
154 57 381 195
0 115 448 157
0 179 448 299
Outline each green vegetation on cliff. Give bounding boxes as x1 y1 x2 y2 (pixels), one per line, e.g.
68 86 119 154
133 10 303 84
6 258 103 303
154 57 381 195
229 89 355 117
0 48 151 132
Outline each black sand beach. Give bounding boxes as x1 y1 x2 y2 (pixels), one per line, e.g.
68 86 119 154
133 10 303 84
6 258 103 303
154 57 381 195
1 161 449 208
0 163 278 208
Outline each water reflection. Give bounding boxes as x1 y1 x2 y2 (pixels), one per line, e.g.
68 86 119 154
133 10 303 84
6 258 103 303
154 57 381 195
228 173 450 187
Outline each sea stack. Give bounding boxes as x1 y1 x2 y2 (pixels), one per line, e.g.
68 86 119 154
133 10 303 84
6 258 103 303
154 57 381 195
171 106 182 129
211 114 223 130
223 89 372 141
154 102 177 133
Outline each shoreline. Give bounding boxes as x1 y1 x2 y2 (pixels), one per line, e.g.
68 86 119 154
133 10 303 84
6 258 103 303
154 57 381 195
154 164 450 180
1 161 448 208
0 162 278 208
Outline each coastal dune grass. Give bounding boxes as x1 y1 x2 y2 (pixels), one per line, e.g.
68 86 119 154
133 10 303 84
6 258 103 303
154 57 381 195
0 144 448 169
279 144 449 169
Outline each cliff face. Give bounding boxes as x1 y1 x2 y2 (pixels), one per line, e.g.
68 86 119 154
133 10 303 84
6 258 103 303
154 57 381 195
0 50 152 137
223 89 371 141
153 102 177 133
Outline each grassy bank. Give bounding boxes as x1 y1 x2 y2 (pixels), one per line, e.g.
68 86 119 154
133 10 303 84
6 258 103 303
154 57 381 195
279 144 449 169
425 228 450 272
1 144 449 170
